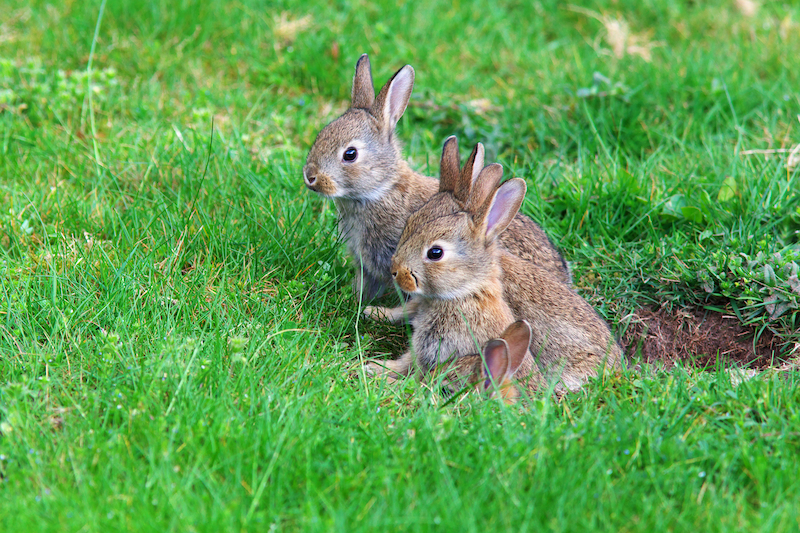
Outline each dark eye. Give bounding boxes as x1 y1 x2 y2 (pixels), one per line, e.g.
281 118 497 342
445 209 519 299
343 147 358 162
427 246 444 261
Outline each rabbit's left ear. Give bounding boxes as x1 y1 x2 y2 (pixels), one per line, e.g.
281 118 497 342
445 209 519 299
373 65 415 134
477 177 526 243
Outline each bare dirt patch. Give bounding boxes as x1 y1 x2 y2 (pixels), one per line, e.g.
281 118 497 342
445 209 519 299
622 307 789 370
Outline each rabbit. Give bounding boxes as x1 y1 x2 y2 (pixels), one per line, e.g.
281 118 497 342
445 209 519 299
366 145 531 378
425 320 546 404
370 143 623 392
302 54 570 304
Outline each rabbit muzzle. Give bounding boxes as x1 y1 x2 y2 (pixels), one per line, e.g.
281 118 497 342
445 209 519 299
392 266 418 293
302 164 337 196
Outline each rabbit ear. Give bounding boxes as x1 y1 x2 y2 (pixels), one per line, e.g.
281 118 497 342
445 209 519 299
454 143 484 203
467 143 485 184
479 177 526 243
465 163 503 215
373 65 415 134
500 320 532 376
439 136 461 193
351 54 375 109
482 339 510 391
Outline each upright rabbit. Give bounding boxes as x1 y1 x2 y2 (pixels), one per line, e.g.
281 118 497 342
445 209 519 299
427 320 545 404
303 54 570 303
371 142 622 392
367 142 532 378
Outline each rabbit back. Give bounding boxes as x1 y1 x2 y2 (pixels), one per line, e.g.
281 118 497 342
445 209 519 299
500 251 623 391
502 214 571 284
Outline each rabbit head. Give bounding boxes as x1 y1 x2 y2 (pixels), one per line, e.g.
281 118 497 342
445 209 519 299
303 54 415 200
390 136 526 300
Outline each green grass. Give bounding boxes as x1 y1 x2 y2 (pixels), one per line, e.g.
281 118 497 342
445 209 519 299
1 0 800 530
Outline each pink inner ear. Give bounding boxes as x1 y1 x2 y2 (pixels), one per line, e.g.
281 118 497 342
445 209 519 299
502 320 532 375
388 67 413 124
471 144 484 182
482 339 509 390
486 184 518 234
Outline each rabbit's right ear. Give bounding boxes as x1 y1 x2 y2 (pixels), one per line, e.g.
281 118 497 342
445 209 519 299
454 143 485 203
500 320 532 376
466 143 485 183
373 65 415 134
482 339 510 392
439 136 461 193
351 54 375 109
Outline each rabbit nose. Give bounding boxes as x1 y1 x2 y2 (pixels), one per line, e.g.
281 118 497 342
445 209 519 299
303 165 317 186
393 267 418 293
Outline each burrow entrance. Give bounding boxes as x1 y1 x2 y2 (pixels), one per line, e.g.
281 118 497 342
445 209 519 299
621 307 794 370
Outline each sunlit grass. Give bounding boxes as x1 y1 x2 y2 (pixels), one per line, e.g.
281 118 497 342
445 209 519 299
1 0 799 531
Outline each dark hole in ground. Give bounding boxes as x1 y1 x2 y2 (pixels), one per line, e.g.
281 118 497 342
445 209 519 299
621 307 788 370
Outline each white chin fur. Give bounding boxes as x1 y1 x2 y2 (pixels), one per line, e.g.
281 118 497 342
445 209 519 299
352 180 395 202
431 279 486 301
399 284 422 296
319 181 386 200
318 188 343 199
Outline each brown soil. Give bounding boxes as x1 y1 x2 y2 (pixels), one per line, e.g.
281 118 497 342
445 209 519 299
621 307 788 370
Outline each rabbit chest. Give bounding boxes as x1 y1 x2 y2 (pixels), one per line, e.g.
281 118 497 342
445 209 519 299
335 198 402 282
410 295 514 371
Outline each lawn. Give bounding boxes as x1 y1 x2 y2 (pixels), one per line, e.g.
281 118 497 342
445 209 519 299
1 0 800 530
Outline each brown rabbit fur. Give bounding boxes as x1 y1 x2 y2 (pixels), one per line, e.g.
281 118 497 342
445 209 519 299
367 143 529 378
303 54 570 303
426 320 546 404
370 142 623 391
500 252 623 392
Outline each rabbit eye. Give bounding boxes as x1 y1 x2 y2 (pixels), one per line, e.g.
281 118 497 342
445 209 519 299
343 147 358 162
426 247 444 261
